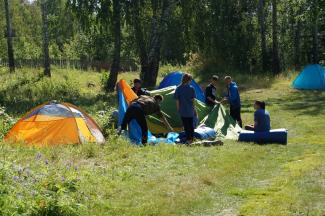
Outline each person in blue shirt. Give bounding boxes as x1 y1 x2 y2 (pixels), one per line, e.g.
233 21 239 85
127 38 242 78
223 76 242 127
245 101 271 132
174 73 197 143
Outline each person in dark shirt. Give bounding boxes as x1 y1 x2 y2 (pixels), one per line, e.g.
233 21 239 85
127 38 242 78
174 73 197 143
131 79 150 97
245 101 271 132
223 76 242 127
119 95 173 144
205 75 220 106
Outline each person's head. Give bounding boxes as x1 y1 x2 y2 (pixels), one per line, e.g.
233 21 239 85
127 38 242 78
254 100 266 110
133 79 142 89
224 76 232 85
211 75 219 86
154 94 164 103
181 73 192 85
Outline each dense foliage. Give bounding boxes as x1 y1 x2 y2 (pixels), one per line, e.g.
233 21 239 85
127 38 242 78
0 0 324 83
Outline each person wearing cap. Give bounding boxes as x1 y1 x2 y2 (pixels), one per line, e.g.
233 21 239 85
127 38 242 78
223 76 242 127
245 101 271 132
131 79 150 97
205 75 221 106
174 73 197 143
119 95 173 144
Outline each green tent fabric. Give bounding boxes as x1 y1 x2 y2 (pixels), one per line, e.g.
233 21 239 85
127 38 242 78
147 86 241 140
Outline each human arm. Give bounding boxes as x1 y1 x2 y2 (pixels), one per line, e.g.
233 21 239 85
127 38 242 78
254 111 258 128
228 85 239 105
192 98 198 118
192 88 198 117
207 96 220 104
174 88 180 112
176 99 180 112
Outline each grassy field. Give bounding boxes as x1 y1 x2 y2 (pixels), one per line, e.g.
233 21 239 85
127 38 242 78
0 66 324 215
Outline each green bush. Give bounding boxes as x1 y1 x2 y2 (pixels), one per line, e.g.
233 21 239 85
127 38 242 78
0 70 81 114
0 107 15 139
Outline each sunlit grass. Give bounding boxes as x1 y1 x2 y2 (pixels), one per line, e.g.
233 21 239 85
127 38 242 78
0 66 324 215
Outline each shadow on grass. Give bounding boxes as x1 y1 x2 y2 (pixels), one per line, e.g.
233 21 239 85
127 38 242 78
268 90 325 116
192 64 277 92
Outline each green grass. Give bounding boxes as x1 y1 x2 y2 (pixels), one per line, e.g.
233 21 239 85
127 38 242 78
0 66 324 215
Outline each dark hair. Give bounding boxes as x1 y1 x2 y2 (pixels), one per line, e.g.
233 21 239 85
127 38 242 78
255 100 266 109
212 75 219 81
154 95 164 102
134 79 142 84
181 73 192 84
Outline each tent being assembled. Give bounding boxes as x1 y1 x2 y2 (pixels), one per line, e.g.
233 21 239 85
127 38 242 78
5 102 105 146
292 64 325 90
158 71 206 102
117 79 240 144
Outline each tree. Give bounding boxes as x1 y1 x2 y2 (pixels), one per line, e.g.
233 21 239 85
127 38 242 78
271 0 280 74
105 0 121 92
311 0 319 64
4 0 15 72
128 0 178 87
41 0 51 77
257 0 267 71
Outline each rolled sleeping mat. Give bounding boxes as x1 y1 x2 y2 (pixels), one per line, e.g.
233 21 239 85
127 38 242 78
238 128 288 145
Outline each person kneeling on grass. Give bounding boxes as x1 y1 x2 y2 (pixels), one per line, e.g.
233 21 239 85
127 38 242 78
245 100 271 132
118 95 173 144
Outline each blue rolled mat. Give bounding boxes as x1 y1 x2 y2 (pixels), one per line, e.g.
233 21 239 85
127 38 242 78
238 128 288 145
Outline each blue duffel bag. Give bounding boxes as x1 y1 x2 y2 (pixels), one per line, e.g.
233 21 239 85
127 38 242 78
238 128 288 145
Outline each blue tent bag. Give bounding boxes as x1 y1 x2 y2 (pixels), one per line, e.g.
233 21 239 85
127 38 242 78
239 128 288 145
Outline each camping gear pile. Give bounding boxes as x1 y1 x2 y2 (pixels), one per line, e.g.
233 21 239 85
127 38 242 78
117 73 241 145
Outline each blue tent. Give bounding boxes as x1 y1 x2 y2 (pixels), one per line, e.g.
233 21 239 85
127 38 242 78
158 71 206 102
292 64 325 90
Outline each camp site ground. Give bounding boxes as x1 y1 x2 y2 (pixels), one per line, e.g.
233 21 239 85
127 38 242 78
0 0 324 214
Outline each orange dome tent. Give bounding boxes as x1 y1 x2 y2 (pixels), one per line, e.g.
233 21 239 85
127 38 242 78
4 102 105 146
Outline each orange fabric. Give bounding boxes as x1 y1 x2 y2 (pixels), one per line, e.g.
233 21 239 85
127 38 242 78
63 103 102 132
4 102 105 146
118 79 138 104
5 118 80 146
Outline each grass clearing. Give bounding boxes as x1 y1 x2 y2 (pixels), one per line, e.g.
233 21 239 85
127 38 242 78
0 66 324 215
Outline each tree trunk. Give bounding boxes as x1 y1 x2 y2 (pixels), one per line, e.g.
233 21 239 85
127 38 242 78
141 0 177 87
131 1 150 85
106 0 121 92
271 0 281 74
141 0 160 87
257 0 267 72
312 0 319 64
41 0 51 77
294 20 301 69
4 0 15 72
